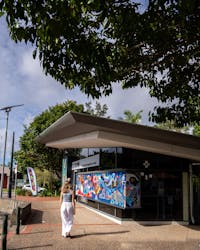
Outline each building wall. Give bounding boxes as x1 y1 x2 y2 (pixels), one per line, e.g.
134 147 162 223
0 166 10 189
73 147 190 221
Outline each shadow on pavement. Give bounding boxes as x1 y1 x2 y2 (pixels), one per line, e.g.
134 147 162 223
23 230 53 235
25 209 43 224
185 225 200 231
136 222 200 230
9 244 53 250
72 230 130 239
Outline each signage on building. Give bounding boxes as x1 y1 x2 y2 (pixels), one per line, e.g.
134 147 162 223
72 154 100 170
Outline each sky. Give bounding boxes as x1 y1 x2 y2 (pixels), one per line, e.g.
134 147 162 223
0 14 158 164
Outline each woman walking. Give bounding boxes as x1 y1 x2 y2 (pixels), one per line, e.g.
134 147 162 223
60 181 75 238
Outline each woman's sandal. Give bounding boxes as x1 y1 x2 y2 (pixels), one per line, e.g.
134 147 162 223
66 233 72 238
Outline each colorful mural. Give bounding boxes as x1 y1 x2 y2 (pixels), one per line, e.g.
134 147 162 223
76 170 141 209
126 174 141 208
76 171 127 208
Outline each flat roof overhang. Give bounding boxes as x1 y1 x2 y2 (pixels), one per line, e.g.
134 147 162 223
36 111 200 162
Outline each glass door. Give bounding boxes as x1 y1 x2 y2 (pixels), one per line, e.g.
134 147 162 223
135 171 182 221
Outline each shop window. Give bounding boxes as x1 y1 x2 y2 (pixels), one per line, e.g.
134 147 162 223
116 148 123 154
135 171 182 221
100 147 116 153
88 148 100 156
79 148 89 158
100 151 115 169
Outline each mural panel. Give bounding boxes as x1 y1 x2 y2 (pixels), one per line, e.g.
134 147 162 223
76 171 126 208
126 173 141 208
76 170 141 209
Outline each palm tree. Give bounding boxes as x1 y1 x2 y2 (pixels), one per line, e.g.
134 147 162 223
119 110 143 124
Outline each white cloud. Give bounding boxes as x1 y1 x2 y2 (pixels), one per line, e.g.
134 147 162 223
0 127 14 165
19 50 42 78
16 49 90 111
100 84 158 125
23 113 35 127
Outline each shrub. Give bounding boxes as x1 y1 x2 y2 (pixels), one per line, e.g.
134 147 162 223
16 188 26 196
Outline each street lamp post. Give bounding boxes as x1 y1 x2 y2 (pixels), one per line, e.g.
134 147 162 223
8 132 15 198
0 104 24 198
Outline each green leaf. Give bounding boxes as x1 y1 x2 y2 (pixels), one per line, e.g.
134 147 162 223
0 11 4 17
33 49 37 59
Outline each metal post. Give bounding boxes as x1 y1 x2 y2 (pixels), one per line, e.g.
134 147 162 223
14 166 17 200
0 110 9 198
8 132 15 198
16 207 21 234
189 164 195 224
2 214 8 250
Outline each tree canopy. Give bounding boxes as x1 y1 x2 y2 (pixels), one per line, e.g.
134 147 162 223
1 0 200 126
85 101 109 117
193 122 200 136
154 119 189 133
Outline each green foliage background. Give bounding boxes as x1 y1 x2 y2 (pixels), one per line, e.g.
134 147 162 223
14 100 84 178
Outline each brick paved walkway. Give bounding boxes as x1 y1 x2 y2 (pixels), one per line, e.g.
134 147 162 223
2 196 200 250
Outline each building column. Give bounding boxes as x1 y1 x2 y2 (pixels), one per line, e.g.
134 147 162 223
182 172 189 222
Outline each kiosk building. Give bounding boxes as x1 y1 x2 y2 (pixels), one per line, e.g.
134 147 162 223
37 112 200 224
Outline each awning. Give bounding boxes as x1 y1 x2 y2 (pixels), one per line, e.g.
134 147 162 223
36 111 200 162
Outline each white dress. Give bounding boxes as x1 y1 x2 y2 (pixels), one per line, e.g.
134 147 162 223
60 192 74 237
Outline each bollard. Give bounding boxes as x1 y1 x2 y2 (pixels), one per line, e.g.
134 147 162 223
16 207 21 235
2 214 8 250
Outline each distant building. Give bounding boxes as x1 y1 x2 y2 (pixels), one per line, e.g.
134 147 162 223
0 165 10 189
